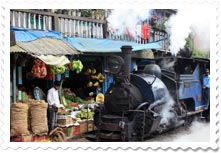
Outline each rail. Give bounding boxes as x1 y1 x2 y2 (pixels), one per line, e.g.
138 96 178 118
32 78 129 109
10 9 169 49
10 9 107 39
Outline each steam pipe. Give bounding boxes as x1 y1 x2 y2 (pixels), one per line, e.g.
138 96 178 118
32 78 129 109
121 46 132 81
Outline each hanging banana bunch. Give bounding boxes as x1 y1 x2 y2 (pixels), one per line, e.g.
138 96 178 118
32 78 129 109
85 67 105 88
84 68 91 75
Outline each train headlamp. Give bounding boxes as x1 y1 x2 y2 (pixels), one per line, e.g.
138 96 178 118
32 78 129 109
107 55 124 74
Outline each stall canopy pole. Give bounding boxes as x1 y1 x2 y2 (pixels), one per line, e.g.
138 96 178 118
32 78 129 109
13 54 18 103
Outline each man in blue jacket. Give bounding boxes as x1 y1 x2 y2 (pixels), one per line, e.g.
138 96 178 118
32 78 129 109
202 69 210 104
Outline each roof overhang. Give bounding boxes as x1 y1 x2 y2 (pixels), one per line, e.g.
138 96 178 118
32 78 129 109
10 38 80 65
34 55 70 65
65 37 162 53
13 37 80 56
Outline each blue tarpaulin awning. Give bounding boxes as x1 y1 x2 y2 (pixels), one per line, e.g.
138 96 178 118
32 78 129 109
11 27 162 54
65 37 161 53
11 27 64 42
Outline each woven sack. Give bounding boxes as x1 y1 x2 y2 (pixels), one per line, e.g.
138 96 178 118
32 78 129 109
10 102 30 137
30 101 48 134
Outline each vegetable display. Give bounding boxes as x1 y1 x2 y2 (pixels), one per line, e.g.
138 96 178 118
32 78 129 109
63 94 93 104
76 109 94 120
50 65 66 74
31 59 47 78
84 68 105 87
70 60 83 74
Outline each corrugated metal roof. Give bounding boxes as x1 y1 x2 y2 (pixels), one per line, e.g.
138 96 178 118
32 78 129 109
14 37 80 55
10 45 26 53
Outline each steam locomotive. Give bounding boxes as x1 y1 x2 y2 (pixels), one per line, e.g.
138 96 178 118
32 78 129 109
94 46 210 141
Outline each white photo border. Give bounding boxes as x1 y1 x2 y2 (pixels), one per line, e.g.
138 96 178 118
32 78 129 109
0 0 220 151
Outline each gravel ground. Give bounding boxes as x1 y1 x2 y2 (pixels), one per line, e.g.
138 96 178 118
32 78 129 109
67 119 210 142
145 119 210 142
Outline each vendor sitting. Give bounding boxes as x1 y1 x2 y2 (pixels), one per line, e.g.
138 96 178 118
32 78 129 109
31 79 46 101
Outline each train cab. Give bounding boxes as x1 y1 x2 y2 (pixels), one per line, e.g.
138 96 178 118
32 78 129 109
155 57 210 117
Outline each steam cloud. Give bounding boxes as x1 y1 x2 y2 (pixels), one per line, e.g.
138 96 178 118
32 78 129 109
159 58 176 71
166 9 210 55
107 9 210 55
159 96 176 127
173 120 210 142
107 9 151 37
146 120 210 142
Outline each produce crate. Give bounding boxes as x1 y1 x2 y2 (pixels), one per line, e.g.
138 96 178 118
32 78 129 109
57 115 73 126
32 133 48 142
72 125 80 136
10 134 33 142
62 126 73 137
79 120 94 134
61 125 80 138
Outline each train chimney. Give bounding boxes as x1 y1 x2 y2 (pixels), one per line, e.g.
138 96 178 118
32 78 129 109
121 46 132 80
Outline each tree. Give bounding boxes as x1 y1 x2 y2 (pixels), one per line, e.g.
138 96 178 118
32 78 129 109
185 37 210 59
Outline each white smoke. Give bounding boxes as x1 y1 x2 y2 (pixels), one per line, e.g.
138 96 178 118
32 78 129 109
159 96 176 127
166 9 210 55
159 58 176 70
146 120 210 142
107 9 151 37
172 120 210 142
148 90 176 128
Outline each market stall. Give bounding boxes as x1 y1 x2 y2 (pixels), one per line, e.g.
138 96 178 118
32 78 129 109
50 59 104 139
10 55 103 141
10 29 103 142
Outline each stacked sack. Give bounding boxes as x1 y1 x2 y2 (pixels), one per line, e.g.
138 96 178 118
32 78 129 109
10 99 49 138
27 99 48 134
10 103 30 137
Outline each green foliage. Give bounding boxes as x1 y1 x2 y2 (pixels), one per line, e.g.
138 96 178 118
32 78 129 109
63 94 93 104
79 9 92 17
185 37 210 59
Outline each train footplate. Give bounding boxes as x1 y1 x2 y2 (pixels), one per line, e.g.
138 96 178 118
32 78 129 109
98 115 128 141
100 115 124 131
99 131 121 140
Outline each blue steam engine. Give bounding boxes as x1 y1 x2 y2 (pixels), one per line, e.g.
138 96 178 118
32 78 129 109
94 46 210 141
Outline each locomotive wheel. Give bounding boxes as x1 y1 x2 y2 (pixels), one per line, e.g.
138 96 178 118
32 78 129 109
133 112 145 141
133 112 153 141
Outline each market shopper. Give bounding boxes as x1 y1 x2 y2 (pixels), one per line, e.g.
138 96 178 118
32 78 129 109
17 84 27 102
47 80 62 133
32 80 47 101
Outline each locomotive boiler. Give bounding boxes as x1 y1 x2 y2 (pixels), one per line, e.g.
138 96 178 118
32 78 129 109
94 46 210 141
